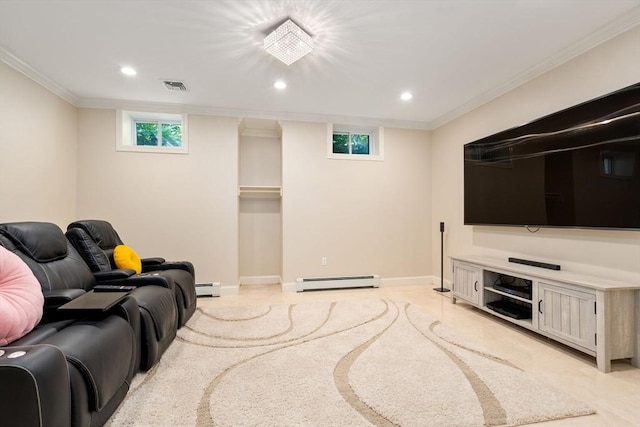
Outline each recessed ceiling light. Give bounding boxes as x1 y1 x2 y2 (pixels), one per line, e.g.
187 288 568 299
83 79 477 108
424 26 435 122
400 92 413 101
120 66 137 76
274 80 287 90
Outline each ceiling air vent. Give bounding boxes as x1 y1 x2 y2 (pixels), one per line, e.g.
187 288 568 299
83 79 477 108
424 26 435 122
162 80 187 91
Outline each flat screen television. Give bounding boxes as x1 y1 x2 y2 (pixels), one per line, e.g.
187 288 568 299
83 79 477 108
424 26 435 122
464 82 640 230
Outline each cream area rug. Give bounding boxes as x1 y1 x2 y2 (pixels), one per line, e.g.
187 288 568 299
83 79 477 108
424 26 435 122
107 299 594 427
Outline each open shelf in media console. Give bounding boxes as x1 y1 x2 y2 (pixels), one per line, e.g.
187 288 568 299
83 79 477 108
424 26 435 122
483 285 532 323
481 305 533 327
484 286 532 304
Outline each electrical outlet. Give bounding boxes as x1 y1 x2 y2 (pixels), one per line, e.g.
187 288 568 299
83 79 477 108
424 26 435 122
321 257 327 266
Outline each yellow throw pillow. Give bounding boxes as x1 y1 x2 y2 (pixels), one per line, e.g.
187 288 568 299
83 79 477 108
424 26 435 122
113 244 142 274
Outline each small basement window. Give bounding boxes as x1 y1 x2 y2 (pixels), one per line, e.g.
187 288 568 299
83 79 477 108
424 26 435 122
117 110 188 154
327 124 383 161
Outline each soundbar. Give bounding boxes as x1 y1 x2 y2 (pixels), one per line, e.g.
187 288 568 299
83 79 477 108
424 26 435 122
508 257 561 271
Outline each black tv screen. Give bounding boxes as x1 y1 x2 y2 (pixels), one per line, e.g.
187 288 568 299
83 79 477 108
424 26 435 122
464 82 640 230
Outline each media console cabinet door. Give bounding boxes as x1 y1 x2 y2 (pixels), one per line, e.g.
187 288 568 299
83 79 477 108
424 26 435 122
452 261 481 305
538 282 596 352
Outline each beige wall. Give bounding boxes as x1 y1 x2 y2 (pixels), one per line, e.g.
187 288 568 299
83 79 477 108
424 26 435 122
0 62 78 226
281 122 431 284
431 27 640 283
2 26 637 290
76 110 239 287
239 134 281 186
239 198 281 278
239 133 282 279
75 113 432 287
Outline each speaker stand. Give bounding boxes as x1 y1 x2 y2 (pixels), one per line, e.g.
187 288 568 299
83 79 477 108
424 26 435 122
434 222 450 293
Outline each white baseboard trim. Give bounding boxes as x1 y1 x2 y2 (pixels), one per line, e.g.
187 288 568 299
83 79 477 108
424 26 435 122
380 276 432 287
295 275 380 292
239 275 282 286
431 276 451 289
219 285 240 296
431 276 453 290
282 275 440 292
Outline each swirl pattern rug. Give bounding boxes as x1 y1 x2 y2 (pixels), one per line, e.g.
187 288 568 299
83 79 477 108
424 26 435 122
108 299 594 426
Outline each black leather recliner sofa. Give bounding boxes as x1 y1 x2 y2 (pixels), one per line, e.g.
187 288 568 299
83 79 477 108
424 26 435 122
0 222 140 427
6 221 179 371
66 219 197 327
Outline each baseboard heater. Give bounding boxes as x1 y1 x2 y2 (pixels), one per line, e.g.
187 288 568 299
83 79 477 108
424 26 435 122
195 282 221 297
296 275 380 292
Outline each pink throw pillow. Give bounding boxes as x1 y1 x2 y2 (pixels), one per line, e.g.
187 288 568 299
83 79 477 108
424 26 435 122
0 246 44 346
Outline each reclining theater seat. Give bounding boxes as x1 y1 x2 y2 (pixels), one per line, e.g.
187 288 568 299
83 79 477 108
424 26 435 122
2 221 177 371
1 345 71 427
0 222 139 427
66 219 197 327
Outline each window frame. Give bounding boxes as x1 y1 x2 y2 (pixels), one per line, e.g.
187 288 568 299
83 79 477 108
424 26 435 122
327 123 384 161
117 110 189 154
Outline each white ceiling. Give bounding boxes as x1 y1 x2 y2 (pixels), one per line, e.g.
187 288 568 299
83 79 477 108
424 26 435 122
1 0 639 129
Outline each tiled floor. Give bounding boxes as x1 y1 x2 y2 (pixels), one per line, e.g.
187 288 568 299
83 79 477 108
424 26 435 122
197 284 640 426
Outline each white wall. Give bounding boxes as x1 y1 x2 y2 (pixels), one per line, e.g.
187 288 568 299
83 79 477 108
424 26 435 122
0 62 78 226
76 109 239 287
281 122 431 285
431 27 640 284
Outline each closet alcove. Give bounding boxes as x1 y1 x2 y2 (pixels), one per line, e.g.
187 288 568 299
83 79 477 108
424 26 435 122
238 119 282 286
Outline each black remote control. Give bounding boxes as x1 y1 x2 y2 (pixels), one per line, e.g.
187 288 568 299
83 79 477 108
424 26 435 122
93 285 136 293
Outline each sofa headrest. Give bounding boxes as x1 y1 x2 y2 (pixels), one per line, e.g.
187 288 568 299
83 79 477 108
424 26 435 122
65 227 113 273
0 222 68 263
67 220 123 249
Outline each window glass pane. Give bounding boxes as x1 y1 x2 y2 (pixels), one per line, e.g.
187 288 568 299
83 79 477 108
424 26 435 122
161 123 182 147
135 122 158 146
332 132 349 154
351 134 370 155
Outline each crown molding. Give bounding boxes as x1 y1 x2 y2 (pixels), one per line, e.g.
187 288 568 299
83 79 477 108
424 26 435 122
0 46 79 105
77 97 433 130
430 8 640 129
0 45 430 130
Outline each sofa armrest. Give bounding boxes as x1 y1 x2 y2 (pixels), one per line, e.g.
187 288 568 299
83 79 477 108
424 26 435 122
42 289 87 320
93 269 173 290
123 273 174 290
43 288 86 305
93 269 136 285
142 260 195 277
0 345 71 427
141 257 166 268
42 289 86 313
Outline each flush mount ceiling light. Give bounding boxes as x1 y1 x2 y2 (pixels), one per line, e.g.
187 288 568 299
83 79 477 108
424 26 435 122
273 80 287 89
264 18 314 66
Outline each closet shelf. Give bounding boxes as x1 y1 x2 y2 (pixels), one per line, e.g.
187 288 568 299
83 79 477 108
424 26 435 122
238 186 282 199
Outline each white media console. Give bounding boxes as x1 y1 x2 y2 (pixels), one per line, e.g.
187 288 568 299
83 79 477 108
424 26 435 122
450 255 640 373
